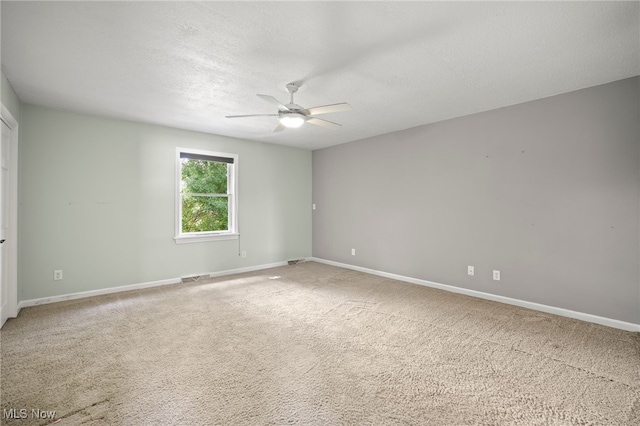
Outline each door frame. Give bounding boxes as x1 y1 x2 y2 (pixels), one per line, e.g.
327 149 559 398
1 103 18 327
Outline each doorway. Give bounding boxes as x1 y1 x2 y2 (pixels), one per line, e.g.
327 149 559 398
1 104 18 328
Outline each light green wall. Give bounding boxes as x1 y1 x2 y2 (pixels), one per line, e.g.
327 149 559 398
1 70 21 122
19 105 311 301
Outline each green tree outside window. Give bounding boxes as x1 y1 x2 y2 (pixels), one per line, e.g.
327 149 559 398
180 159 229 233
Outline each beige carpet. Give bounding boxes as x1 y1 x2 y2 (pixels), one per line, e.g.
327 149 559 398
1 261 638 425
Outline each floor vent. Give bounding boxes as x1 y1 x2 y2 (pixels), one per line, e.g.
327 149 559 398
288 259 305 265
181 274 209 283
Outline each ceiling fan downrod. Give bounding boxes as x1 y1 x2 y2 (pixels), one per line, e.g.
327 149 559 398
286 82 300 104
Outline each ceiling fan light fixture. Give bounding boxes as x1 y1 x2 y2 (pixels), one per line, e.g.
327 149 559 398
279 112 306 128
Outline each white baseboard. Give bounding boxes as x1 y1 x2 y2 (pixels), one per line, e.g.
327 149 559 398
308 257 640 332
17 261 290 311
17 258 638 332
208 261 288 278
0 306 7 329
18 277 182 310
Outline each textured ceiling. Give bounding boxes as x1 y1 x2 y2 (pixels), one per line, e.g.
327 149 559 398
1 1 639 150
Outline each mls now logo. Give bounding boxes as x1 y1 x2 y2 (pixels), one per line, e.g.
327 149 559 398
3 408 27 419
31 409 56 420
2 408 28 419
3 408 56 420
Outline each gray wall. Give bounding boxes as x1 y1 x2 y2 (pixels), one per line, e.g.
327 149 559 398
19 105 311 301
313 77 640 324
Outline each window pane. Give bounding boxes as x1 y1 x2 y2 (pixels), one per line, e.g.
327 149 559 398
182 195 229 233
181 159 227 194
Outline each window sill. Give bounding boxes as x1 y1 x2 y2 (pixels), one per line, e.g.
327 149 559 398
174 233 239 244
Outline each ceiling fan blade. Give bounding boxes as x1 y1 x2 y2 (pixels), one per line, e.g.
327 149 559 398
257 94 290 111
225 114 278 118
306 102 352 116
306 117 342 129
273 123 286 132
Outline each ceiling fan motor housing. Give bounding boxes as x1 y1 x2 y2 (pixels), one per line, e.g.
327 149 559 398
282 103 305 112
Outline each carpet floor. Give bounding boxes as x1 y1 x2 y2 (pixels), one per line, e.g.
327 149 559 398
1 261 638 425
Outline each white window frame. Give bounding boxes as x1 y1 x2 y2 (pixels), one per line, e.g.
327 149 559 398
174 147 239 244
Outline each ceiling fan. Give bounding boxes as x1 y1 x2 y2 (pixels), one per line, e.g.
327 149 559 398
226 82 352 132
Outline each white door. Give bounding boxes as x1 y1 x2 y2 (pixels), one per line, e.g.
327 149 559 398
0 117 14 327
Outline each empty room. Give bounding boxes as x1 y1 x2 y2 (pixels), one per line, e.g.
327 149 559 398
1 1 639 425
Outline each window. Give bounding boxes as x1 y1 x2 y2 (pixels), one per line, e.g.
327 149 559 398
175 148 238 243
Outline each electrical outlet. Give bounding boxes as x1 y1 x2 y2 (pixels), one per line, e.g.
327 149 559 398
312 203 316 210
241 251 247 258
54 270 63 281
493 270 501 281
351 248 355 256
468 266 474 276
